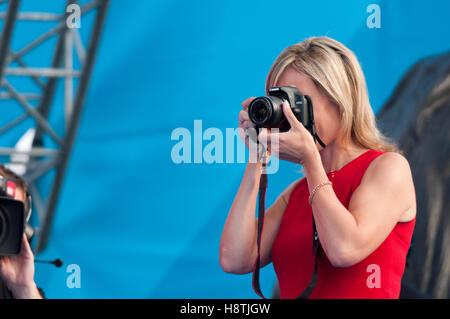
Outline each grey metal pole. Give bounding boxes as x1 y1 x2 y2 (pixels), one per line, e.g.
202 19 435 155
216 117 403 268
32 0 75 148
0 0 110 253
0 0 20 83
36 0 110 252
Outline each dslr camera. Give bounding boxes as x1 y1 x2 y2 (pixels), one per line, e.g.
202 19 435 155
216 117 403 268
0 175 32 256
248 86 315 132
248 86 325 147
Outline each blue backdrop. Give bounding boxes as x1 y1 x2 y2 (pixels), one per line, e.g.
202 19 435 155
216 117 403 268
1 0 449 298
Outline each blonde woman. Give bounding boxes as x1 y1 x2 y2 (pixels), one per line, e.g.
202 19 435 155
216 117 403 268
220 36 416 299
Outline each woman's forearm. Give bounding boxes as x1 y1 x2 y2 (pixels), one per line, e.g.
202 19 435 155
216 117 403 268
303 152 358 267
220 160 262 273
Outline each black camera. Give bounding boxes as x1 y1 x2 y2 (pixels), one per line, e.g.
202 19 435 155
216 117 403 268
248 86 325 148
0 176 26 256
248 86 315 132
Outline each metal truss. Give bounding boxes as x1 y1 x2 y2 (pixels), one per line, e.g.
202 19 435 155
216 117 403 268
0 0 109 252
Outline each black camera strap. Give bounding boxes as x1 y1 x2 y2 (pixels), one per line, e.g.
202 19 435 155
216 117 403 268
314 133 326 149
251 125 269 298
251 158 268 298
252 125 323 299
305 95 326 149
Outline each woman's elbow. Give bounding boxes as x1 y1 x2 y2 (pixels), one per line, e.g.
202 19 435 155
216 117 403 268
329 255 355 268
327 245 360 268
219 256 252 274
219 253 234 273
219 249 253 274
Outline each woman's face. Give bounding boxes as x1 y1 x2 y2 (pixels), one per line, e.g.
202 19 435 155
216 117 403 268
275 67 341 149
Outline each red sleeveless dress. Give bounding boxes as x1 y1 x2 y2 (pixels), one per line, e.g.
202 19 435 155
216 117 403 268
271 150 416 299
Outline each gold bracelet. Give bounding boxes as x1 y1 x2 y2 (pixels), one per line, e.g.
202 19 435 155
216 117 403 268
308 180 332 205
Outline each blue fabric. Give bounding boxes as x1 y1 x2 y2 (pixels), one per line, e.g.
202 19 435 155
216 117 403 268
1 0 449 298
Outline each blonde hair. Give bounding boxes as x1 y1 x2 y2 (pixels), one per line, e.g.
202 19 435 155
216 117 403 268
266 36 398 152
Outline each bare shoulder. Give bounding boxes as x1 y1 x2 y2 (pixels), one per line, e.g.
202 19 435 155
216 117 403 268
360 151 416 221
365 151 412 182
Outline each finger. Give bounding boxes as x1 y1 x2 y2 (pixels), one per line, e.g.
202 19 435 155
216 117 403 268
238 124 250 138
241 97 256 110
267 131 281 157
20 234 33 259
257 128 273 153
238 110 250 123
258 129 279 159
257 128 269 146
282 100 300 129
238 125 256 146
245 127 259 145
239 120 254 130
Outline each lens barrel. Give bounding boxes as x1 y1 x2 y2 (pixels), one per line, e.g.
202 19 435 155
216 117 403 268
248 95 285 128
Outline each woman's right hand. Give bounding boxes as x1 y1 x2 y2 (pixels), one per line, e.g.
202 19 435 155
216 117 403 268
238 97 271 164
219 97 283 274
238 97 256 149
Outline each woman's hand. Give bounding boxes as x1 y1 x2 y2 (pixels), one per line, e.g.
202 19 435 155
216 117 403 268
0 234 42 299
258 100 318 166
238 97 270 163
238 97 256 149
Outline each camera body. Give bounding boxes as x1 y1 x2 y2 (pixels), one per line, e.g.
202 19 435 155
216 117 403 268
248 86 316 134
0 176 26 256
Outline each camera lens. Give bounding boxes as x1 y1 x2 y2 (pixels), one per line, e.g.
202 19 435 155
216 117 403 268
248 95 285 128
252 101 270 122
248 97 274 126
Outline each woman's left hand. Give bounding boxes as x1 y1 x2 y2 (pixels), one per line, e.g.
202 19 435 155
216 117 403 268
257 101 319 165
